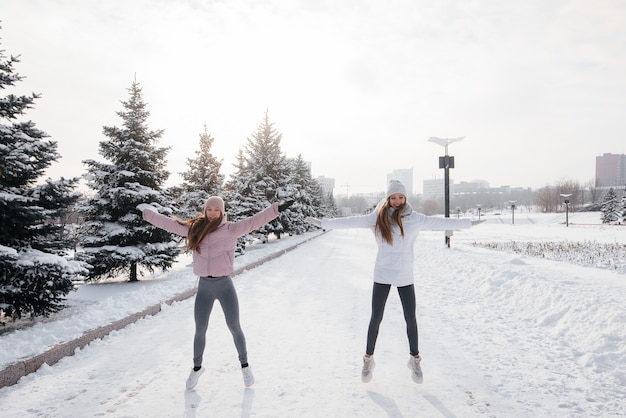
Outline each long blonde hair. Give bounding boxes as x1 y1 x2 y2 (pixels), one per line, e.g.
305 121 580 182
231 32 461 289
375 200 405 245
178 214 223 252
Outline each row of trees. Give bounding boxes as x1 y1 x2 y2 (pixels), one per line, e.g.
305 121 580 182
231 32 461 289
409 179 621 218
513 180 625 224
0 34 334 321
533 178 609 213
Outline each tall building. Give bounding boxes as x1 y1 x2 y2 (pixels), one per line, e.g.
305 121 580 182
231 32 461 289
596 153 626 187
454 179 490 193
422 178 454 198
387 168 413 195
317 176 335 198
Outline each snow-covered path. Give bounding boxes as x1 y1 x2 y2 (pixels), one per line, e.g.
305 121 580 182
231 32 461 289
1 222 625 417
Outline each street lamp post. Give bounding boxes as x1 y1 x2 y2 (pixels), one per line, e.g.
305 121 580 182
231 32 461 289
510 201 516 225
477 205 482 220
560 193 573 227
428 136 465 247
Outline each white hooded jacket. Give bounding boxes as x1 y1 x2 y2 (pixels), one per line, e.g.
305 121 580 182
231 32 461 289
321 202 470 287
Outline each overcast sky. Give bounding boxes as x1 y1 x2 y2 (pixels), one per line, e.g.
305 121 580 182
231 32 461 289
3 0 626 195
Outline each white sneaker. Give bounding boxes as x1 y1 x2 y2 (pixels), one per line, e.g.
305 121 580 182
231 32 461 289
361 356 375 383
186 367 205 390
242 366 255 387
407 355 423 384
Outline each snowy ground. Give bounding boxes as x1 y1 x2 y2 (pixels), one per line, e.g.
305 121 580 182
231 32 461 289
0 211 625 417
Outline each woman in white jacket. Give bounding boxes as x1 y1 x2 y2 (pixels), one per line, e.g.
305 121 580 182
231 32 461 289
306 180 471 384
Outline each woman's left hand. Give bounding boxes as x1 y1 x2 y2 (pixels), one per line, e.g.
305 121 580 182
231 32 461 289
278 200 294 212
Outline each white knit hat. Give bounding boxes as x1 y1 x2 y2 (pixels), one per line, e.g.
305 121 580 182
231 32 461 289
386 180 407 199
204 196 225 213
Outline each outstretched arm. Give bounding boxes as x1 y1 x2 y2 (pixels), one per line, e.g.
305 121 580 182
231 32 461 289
138 205 189 236
228 202 282 237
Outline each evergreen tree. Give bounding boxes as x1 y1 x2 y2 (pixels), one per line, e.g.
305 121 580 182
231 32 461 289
322 191 339 218
223 148 256 254
77 80 180 282
225 110 290 243
286 155 324 234
177 123 224 219
0 35 82 320
621 193 626 225
600 188 619 224
224 148 255 219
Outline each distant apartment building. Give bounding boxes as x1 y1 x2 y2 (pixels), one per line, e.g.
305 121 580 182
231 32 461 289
454 179 490 193
387 168 413 195
317 176 335 198
422 178 490 199
596 153 626 187
422 178 453 199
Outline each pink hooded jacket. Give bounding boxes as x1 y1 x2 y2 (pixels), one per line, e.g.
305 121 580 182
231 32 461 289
142 203 280 277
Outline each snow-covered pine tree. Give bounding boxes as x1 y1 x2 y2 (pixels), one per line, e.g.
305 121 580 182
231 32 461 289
600 188 619 224
223 148 256 254
77 80 180 282
226 110 291 243
177 123 224 219
621 193 626 225
321 191 339 218
285 154 324 234
0 36 83 320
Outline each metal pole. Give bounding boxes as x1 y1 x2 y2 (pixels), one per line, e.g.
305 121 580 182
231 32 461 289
444 165 450 218
444 164 450 247
428 137 464 248
560 195 572 227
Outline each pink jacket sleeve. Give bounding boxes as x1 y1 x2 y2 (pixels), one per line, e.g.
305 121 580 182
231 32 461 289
227 203 280 237
142 210 190 236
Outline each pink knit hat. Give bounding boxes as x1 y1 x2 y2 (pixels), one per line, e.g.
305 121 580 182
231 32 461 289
204 196 225 213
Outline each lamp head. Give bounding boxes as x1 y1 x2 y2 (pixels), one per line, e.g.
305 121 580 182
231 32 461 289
428 136 465 147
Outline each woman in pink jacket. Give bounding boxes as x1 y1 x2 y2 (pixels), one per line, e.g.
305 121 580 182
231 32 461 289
140 196 292 390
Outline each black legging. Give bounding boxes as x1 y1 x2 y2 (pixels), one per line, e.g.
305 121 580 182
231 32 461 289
366 282 419 356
